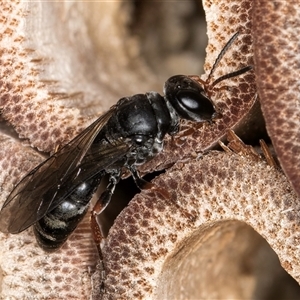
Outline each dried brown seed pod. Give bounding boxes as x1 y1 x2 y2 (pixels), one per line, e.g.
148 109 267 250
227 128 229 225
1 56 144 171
1 0 300 299
0 1 216 298
253 1 300 197
0 1 158 298
99 133 300 299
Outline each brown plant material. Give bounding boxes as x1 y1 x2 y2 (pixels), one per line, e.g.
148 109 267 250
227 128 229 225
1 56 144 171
0 1 213 299
98 0 300 298
253 1 300 197
0 1 155 298
99 133 300 299
1 0 300 299
0 138 97 298
1 2 87 153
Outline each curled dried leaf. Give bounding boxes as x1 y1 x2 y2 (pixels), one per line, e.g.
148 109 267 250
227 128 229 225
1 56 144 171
100 147 300 299
253 1 300 197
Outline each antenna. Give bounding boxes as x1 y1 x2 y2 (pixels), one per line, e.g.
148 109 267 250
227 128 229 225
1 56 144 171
211 65 252 88
206 32 240 84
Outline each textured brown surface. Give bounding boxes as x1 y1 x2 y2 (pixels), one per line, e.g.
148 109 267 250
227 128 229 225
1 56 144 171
0 1 212 299
100 148 300 299
0 1 159 154
1 212 98 299
0 1 139 299
1 0 300 299
98 1 300 298
0 134 43 200
0 138 98 299
253 1 300 197
0 1 87 153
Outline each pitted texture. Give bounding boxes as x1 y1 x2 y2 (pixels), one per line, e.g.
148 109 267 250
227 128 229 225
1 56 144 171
253 1 300 198
101 150 300 299
1 0 299 299
0 1 140 299
0 1 89 153
0 212 98 299
141 0 258 174
0 135 44 197
0 139 98 299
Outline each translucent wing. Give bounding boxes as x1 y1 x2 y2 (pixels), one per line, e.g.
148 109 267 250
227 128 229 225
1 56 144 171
0 106 127 233
44 139 131 214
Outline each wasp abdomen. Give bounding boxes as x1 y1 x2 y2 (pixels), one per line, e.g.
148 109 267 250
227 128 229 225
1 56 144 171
34 176 101 251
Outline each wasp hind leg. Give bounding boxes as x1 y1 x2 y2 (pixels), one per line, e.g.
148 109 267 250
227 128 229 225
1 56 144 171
91 171 121 252
90 171 121 294
128 164 172 200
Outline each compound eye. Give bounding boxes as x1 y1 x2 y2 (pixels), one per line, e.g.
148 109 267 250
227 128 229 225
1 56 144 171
177 90 207 112
164 75 216 122
175 89 215 122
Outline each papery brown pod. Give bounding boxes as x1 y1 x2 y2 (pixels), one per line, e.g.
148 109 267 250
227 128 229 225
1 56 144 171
98 132 300 299
253 1 300 198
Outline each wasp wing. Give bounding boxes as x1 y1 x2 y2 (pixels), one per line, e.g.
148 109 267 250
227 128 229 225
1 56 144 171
44 139 132 214
0 106 122 233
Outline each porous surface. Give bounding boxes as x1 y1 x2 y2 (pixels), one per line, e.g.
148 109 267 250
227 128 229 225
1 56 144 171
0 1 88 153
0 212 98 299
0 1 144 298
0 1 212 299
101 150 300 299
253 1 300 197
0 133 98 298
1 0 300 299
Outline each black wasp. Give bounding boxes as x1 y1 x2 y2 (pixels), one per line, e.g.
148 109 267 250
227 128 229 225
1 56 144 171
0 32 252 251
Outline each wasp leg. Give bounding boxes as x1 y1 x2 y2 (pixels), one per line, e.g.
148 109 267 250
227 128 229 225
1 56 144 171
130 165 196 222
128 165 174 201
91 172 120 253
90 172 121 295
128 165 154 190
